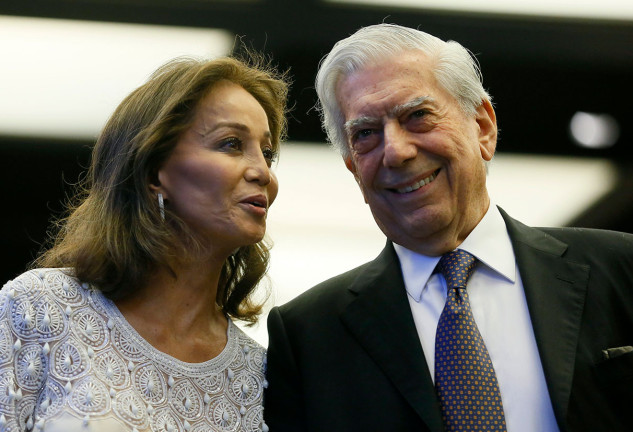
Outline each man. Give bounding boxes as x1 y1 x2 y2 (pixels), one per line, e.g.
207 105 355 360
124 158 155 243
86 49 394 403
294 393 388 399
264 24 633 432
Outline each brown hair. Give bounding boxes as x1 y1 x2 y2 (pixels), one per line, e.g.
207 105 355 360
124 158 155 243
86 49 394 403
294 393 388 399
35 54 289 323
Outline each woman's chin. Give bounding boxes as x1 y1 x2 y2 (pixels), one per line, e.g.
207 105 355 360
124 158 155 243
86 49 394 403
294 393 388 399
230 230 267 250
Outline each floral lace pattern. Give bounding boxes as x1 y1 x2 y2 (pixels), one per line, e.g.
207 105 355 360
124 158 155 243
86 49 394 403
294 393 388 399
0 269 269 432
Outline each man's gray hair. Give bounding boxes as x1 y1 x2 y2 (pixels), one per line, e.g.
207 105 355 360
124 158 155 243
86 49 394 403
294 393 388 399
315 23 491 157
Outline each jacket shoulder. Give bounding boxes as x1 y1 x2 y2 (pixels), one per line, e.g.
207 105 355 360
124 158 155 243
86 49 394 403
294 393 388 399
501 207 633 262
539 226 633 258
276 259 375 316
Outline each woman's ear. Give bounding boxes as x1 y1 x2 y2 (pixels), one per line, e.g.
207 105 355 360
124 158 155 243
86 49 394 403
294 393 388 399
148 169 163 195
476 99 497 161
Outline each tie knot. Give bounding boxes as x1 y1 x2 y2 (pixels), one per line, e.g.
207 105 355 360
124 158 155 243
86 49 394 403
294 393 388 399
437 249 477 289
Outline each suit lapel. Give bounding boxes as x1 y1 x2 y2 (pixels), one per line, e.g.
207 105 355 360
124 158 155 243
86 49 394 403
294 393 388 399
339 242 444 432
502 210 589 431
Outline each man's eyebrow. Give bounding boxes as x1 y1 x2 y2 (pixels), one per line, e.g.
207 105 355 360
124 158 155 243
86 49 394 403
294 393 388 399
343 96 435 136
344 116 379 136
390 96 434 117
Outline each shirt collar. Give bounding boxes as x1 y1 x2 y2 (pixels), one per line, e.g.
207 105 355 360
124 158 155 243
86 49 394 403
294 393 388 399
394 203 516 302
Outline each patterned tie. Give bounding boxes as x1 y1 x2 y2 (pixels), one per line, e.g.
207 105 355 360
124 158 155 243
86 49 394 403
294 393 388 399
434 250 507 431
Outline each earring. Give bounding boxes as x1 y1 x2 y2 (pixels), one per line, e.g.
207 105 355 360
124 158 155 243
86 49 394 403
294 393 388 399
157 193 165 221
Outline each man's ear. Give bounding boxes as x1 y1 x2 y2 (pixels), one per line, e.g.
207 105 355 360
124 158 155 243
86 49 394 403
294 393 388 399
476 99 497 162
344 156 357 175
344 156 362 186
344 156 368 203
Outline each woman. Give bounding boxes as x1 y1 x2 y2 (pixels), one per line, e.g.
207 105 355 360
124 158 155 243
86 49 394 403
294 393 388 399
0 54 288 431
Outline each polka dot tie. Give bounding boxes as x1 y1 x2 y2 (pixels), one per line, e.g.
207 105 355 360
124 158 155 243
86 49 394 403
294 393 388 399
434 250 507 431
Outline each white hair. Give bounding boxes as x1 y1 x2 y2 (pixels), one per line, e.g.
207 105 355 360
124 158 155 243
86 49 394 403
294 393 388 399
315 23 491 157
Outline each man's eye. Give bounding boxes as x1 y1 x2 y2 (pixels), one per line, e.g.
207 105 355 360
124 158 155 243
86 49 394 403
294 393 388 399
406 109 434 133
410 109 426 119
350 128 380 155
355 129 374 140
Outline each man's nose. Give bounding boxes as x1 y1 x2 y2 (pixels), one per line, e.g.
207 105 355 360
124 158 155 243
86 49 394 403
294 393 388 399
383 123 417 167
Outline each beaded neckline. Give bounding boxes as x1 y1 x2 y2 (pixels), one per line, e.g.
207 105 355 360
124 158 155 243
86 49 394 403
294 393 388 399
90 285 238 375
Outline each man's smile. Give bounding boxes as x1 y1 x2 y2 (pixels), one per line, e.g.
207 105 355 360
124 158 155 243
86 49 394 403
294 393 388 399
391 169 440 194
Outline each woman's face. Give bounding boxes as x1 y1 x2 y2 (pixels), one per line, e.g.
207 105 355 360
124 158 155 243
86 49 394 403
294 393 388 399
156 80 279 255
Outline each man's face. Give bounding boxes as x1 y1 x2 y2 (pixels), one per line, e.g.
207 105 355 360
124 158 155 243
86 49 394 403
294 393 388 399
337 50 497 256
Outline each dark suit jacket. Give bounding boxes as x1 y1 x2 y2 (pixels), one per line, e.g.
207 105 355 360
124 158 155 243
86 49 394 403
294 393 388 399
264 210 633 431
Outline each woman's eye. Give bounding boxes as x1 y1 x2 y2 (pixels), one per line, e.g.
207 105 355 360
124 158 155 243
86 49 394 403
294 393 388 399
262 147 278 165
220 137 242 150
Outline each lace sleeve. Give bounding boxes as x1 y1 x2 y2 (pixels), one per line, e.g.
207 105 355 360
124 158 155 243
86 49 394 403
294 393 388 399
0 270 59 431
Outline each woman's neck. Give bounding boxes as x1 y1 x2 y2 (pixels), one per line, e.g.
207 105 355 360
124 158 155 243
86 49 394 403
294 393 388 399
114 257 229 362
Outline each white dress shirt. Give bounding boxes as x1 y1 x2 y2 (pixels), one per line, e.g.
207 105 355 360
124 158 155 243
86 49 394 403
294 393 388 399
393 204 559 432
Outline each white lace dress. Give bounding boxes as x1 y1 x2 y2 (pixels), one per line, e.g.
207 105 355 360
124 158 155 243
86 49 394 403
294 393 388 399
0 268 269 432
